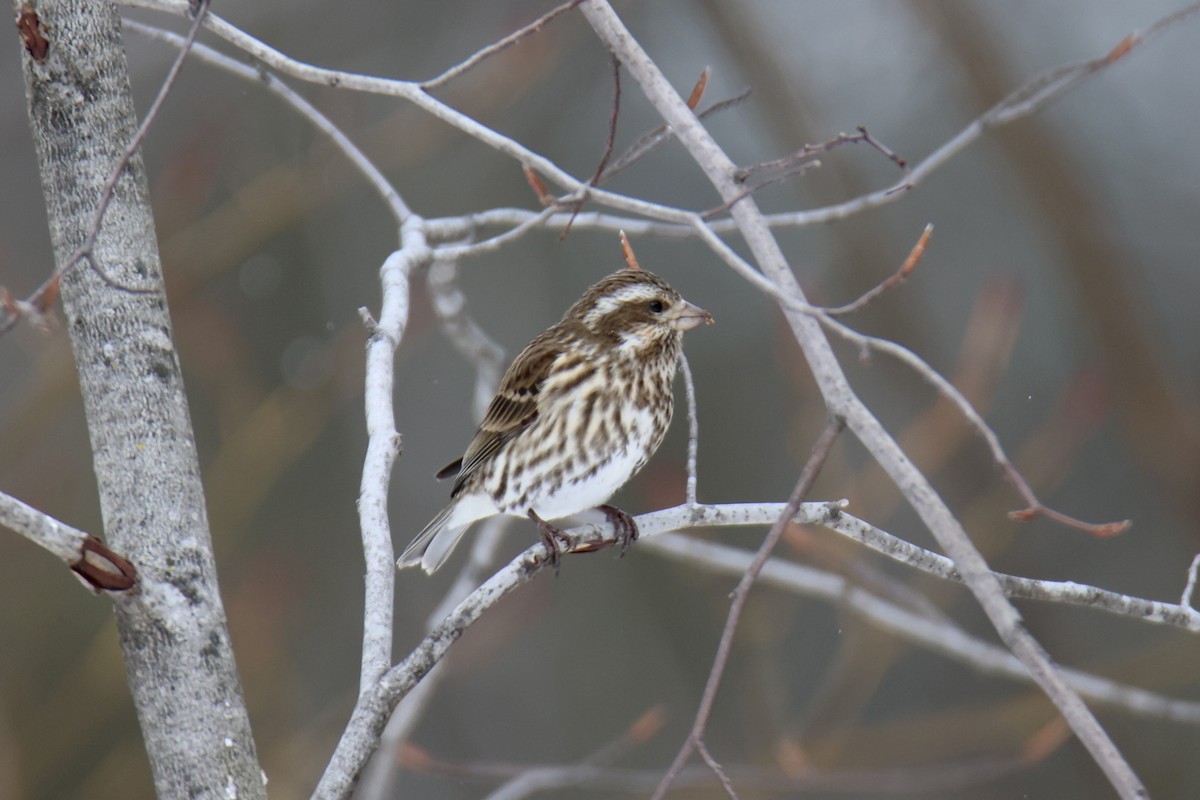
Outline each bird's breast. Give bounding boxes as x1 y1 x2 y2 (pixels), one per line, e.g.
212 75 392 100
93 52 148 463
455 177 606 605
479 353 676 515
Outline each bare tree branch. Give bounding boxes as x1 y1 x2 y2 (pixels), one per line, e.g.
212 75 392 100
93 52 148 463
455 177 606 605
94 5 1200 798
317 497 1200 796
653 419 844 799
362 255 509 795
647 529 1200 724
817 311 1129 537
356 244 421 695
313 502 850 798
578 2 1148 796
121 20 410 223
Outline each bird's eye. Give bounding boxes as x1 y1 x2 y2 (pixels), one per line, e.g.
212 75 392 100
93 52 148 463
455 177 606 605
648 300 665 314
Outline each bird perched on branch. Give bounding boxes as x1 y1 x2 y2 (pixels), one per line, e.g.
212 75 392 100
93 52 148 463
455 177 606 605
398 267 713 574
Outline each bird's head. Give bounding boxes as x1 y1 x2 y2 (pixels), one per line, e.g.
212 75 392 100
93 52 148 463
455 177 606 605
569 270 713 354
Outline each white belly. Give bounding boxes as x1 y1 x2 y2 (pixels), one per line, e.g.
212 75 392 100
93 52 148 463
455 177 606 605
521 406 656 520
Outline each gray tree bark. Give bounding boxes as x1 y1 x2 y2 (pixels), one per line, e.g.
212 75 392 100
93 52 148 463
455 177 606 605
13 1 266 797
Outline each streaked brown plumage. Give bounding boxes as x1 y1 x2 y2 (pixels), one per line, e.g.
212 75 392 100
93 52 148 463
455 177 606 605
398 268 712 574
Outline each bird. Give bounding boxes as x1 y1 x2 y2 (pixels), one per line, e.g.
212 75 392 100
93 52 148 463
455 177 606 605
398 267 713 574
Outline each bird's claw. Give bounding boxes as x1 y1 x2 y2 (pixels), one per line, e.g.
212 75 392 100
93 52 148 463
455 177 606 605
528 506 639 573
599 504 639 557
529 509 571 575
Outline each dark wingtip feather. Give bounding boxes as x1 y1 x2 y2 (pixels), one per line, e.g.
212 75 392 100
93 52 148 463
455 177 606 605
435 458 464 480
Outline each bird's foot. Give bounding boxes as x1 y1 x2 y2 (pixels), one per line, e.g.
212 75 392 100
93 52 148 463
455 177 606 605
568 504 638 556
602 504 639 556
528 506 639 571
528 509 572 574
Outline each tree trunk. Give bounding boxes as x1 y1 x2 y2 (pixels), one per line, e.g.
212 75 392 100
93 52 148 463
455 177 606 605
13 1 265 797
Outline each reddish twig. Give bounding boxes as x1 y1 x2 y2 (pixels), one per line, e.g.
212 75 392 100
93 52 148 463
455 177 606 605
618 230 641 271
818 312 1132 538
1 279 60 331
650 417 845 800
1007 505 1130 537
522 164 554 206
1001 371 1130 537
826 223 933 315
685 67 710 109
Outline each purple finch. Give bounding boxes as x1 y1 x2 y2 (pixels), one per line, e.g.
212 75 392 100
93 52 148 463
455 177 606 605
399 269 712 574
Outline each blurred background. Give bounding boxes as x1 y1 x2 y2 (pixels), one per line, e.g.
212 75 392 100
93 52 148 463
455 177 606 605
2 1 1199 797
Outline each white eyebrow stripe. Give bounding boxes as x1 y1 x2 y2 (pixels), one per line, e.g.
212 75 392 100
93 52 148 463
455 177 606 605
589 285 659 318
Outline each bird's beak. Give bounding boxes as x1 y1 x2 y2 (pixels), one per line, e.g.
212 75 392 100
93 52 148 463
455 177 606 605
668 300 714 332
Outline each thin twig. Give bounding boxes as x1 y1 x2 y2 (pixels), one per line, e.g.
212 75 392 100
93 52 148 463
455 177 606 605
826 223 933 315
580 3 1152 797
399 748 1039 796
646 528 1200 723
1007 504 1131 537
696 740 739 800
813 510 1200 631
817 310 1130 537
561 54 622 238
122 20 410 223
433 205 561 261
651 418 844 800
420 0 585 90
749 4 1200 229
705 125 910 218
1182 554 1200 610
735 124 908 183
680 353 700 507
356 237 427 696
701 160 823 220
483 706 666 800
601 86 753 182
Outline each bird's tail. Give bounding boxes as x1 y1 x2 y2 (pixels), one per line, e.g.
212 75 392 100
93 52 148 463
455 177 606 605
397 503 474 574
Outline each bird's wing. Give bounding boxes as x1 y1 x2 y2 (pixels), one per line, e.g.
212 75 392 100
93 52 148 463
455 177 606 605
447 331 563 496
